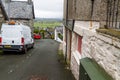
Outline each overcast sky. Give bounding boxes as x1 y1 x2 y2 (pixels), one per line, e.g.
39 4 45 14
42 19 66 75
13 0 64 18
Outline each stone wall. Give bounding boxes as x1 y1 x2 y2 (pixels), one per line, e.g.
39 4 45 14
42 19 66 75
0 6 34 31
66 29 71 61
70 32 81 80
14 19 34 32
28 19 34 32
71 53 79 80
75 0 107 21
0 6 5 28
75 0 92 20
0 8 3 27
63 27 66 57
64 0 77 19
73 21 120 80
67 0 74 19
99 0 107 21
92 0 101 20
63 0 120 79
63 0 67 20
82 31 120 80
67 0 120 21
118 0 120 22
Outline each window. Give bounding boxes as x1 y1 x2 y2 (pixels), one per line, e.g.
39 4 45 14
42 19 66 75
77 36 82 54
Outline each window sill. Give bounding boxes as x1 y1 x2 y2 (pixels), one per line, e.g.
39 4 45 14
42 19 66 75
96 29 120 39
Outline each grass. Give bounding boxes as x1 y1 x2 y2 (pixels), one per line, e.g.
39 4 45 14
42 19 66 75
34 21 61 28
57 50 70 69
0 50 2 54
58 50 65 63
0 50 3 59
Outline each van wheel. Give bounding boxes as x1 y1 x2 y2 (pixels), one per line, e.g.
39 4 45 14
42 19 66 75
31 43 34 48
22 47 27 54
3 51 7 54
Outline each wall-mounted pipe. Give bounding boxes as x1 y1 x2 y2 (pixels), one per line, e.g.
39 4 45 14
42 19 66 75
65 28 68 62
108 0 112 28
106 0 110 28
115 0 119 28
65 0 68 62
112 0 116 28
91 0 94 19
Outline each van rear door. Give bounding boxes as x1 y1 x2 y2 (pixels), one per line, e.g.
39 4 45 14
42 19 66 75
2 27 22 45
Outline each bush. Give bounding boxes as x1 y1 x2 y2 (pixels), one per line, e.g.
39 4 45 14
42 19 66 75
34 29 39 33
58 33 63 40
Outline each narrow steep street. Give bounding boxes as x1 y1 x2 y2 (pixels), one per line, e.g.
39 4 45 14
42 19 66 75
0 39 75 80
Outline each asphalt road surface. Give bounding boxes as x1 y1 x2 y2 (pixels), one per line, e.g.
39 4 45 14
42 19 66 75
0 39 75 80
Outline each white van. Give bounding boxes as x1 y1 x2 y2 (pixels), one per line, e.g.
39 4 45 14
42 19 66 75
0 21 34 54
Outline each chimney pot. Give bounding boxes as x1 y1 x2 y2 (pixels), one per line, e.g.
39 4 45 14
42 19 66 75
28 0 32 4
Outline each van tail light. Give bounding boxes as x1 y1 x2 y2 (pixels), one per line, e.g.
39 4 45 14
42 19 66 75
0 37 2 44
21 37 24 45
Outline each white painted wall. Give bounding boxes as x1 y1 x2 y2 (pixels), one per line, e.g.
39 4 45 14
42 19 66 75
54 28 63 43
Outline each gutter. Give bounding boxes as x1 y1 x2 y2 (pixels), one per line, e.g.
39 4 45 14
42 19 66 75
65 0 68 62
66 0 68 25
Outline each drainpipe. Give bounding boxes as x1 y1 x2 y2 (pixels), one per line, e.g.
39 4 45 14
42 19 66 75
66 0 68 25
65 0 68 62
91 0 94 19
28 0 32 4
106 0 109 29
65 29 68 62
72 20 75 31
108 0 112 28
89 0 94 29
112 0 116 28
8 0 11 21
115 0 119 28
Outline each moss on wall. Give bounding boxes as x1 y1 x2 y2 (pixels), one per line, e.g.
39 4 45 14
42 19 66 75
96 29 120 39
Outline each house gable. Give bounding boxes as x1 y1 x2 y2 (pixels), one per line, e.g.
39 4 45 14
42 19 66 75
1 0 35 20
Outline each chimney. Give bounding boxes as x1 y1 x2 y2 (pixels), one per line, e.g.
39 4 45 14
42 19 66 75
28 0 32 4
8 0 11 2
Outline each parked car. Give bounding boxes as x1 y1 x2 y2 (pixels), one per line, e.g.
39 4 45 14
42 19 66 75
0 21 34 54
34 33 41 39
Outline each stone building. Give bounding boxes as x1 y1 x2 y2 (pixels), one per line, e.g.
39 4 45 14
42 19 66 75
0 0 8 27
0 0 35 31
63 0 120 80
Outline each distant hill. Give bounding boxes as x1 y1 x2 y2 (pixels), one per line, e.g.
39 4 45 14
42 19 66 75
34 18 63 22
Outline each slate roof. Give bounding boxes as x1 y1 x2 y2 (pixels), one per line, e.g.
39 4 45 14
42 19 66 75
55 26 63 34
0 0 8 20
1 0 35 19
